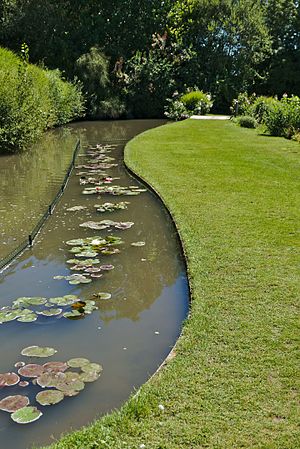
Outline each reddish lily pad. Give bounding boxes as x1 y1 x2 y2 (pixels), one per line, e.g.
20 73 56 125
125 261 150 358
43 362 68 373
18 364 44 378
0 395 29 412
0 372 20 386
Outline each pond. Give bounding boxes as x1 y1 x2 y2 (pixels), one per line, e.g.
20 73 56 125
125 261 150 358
0 120 189 448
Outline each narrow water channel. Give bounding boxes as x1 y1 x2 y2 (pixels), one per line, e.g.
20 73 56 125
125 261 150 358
0 120 189 449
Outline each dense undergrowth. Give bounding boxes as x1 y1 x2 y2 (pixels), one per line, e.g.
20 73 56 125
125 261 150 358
0 46 84 153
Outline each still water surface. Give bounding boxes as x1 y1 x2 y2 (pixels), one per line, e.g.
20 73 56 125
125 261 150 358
0 120 189 449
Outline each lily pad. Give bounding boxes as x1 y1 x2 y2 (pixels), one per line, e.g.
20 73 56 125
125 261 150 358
66 206 87 212
99 264 114 271
38 308 62 317
63 310 83 319
0 372 20 386
36 390 64 406
18 364 44 378
114 221 134 230
81 363 102 374
21 346 57 358
37 372 61 388
93 292 112 300
14 362 25 369
17 314 37 323
19 381 29 387
0 395 29 413
0 311 19 323
67 358 90 368
11 406 43 424
13 297 46 307
79 371 101 383
43 362 68 373
49 297 77 306
131 241 146 247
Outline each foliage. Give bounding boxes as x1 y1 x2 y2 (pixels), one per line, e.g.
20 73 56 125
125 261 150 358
181 90 213 114
164 98 188 121
75 47 110 118
237 115 257 129
264 95 300 138
168 0 272 110
232 92 300 139
232 93 277 124
0 47 85 153
121 49 175 118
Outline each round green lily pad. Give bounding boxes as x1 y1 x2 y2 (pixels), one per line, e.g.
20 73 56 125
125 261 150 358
11 406 43 424
63 310 83 319
37 372 59 388
17 314 37 323
79 371 101 383
21 346 57 358
0 395 29 413
38 308 62 317
36 390 64 406
131 241 146 247
49 297 76 306
81 363 102 374
93 292 112 300
67 358 90 368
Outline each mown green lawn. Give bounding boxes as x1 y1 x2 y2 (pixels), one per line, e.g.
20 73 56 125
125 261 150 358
43 119 299 449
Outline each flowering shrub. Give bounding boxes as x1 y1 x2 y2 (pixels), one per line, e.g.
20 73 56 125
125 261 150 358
180 90 213 115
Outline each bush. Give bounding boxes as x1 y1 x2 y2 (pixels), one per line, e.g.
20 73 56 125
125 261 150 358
181 90 213 115
164 98 188 121
0 46 85 153
237 115 257 128
264 96 300 138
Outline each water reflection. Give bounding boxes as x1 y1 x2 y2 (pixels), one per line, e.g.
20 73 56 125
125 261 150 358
0 128 78 258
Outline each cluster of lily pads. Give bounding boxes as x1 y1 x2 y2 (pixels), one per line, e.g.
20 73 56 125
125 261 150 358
0 295 106 324
94 201 130 213
0 346 102 424
83 185 147 196
79 219 134 231
53 236 123 284
79 176 120 186
66 235 124 258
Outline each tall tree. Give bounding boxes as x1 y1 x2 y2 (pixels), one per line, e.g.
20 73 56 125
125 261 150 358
168 0 272 108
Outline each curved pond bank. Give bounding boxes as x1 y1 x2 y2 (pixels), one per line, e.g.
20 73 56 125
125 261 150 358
0 120 189 449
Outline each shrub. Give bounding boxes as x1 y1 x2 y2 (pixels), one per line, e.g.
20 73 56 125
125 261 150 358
164 98 188 121
265 96 300 138
237 115 257 128
180 90 213 115
251 96 277 124
0 46 85 153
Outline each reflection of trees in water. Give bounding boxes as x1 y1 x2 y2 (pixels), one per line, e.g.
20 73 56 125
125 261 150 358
95 215 183 323
69 119 165 144
0 127 78 256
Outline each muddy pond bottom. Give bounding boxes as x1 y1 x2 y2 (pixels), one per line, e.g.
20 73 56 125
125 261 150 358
0 120 189 449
